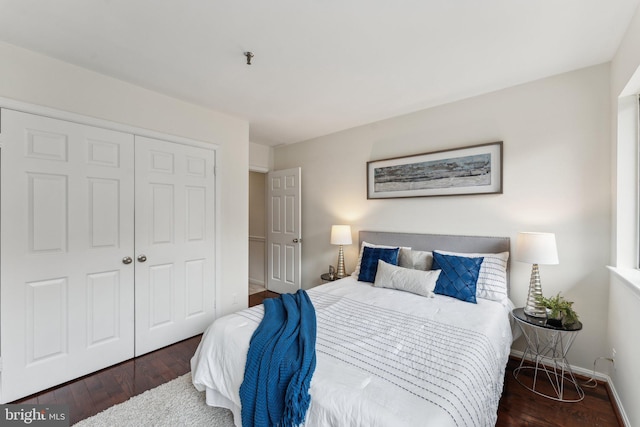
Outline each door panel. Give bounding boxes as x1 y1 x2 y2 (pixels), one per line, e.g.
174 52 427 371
87 271 121 346
88 178 121 248
28 173 68 252
26 278 68 363
134 136 216 356
267 167 301 294
185 259 206 317
186 186 206 240
149 263 174 327
0 109 135 403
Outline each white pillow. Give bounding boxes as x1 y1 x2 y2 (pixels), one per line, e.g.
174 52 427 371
352 241 410 278
433 250 509 303
398 249 433 271
374 260 440 298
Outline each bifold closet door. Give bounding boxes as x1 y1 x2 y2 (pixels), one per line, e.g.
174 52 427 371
133 136 216 356
0 109 135 403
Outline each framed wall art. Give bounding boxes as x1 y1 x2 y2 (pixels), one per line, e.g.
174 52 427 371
367 141 503 199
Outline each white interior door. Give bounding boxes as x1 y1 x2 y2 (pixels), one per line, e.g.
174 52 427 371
267 167 301 294
134 136 216 356
0 109 135 403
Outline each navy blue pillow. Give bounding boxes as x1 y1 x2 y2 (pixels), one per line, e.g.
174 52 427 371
432 252 484 303
358 246 399 283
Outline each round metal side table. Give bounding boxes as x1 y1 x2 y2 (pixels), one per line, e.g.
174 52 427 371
511 307 584 402
320 273 340 284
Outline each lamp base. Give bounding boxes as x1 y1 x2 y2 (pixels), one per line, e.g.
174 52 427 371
524 264 547 318
336 245 347 278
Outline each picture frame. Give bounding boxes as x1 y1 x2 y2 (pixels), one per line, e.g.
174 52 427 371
367 141 503 199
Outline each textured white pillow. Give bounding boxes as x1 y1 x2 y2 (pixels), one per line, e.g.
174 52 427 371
352 242 410 278
373 260 440 298
433 250 509 303
398 249 433 271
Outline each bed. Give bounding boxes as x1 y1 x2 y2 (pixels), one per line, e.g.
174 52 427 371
191 231 514 427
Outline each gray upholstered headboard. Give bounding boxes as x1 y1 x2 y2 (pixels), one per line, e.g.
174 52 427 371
359 230 511 290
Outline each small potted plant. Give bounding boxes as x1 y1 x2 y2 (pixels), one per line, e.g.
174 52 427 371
536 293 579 327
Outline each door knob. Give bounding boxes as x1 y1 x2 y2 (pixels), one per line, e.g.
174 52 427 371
137 255 147 263
122 256 133 265
293 238 301 243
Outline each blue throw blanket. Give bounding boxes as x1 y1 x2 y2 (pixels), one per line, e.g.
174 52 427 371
239 289 317 427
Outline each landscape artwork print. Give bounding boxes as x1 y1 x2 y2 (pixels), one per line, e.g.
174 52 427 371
367 142 502 199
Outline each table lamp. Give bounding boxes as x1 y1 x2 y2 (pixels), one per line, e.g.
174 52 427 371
515 232 559 317
330 225 352 278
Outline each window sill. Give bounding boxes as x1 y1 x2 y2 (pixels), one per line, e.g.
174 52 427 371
607 266 640 298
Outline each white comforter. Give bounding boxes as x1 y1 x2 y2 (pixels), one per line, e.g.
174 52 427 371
191 277 513 427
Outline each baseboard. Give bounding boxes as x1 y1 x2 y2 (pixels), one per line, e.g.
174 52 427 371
605 377 631 427
249 278 265 287
509 349 630 426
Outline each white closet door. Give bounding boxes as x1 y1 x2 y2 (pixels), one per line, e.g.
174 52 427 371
134 136 216 356
0 109 135 403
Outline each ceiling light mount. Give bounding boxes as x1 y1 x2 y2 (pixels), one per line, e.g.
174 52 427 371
244 51 254 65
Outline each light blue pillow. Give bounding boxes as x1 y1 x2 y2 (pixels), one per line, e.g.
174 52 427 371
432 252 484 303
357 246 399 283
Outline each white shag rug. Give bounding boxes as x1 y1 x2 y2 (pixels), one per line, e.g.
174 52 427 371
74 373 235 427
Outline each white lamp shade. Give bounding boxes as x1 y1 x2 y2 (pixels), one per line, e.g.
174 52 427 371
330 225 352 245
515 232 559 265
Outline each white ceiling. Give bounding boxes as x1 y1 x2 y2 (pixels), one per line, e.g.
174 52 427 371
0 1 638 146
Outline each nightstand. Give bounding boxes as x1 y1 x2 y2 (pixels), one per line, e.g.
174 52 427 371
511 307 584 402
320 273 341 284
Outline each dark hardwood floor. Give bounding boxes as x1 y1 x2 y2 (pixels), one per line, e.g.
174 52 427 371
497 358 622 426
248 289 280 306
13 290 622 426
13 335 201 425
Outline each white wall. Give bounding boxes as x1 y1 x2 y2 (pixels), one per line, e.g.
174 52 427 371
609 3 640 425
250 141 273 171
0 41 250 316
275 64 611 372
